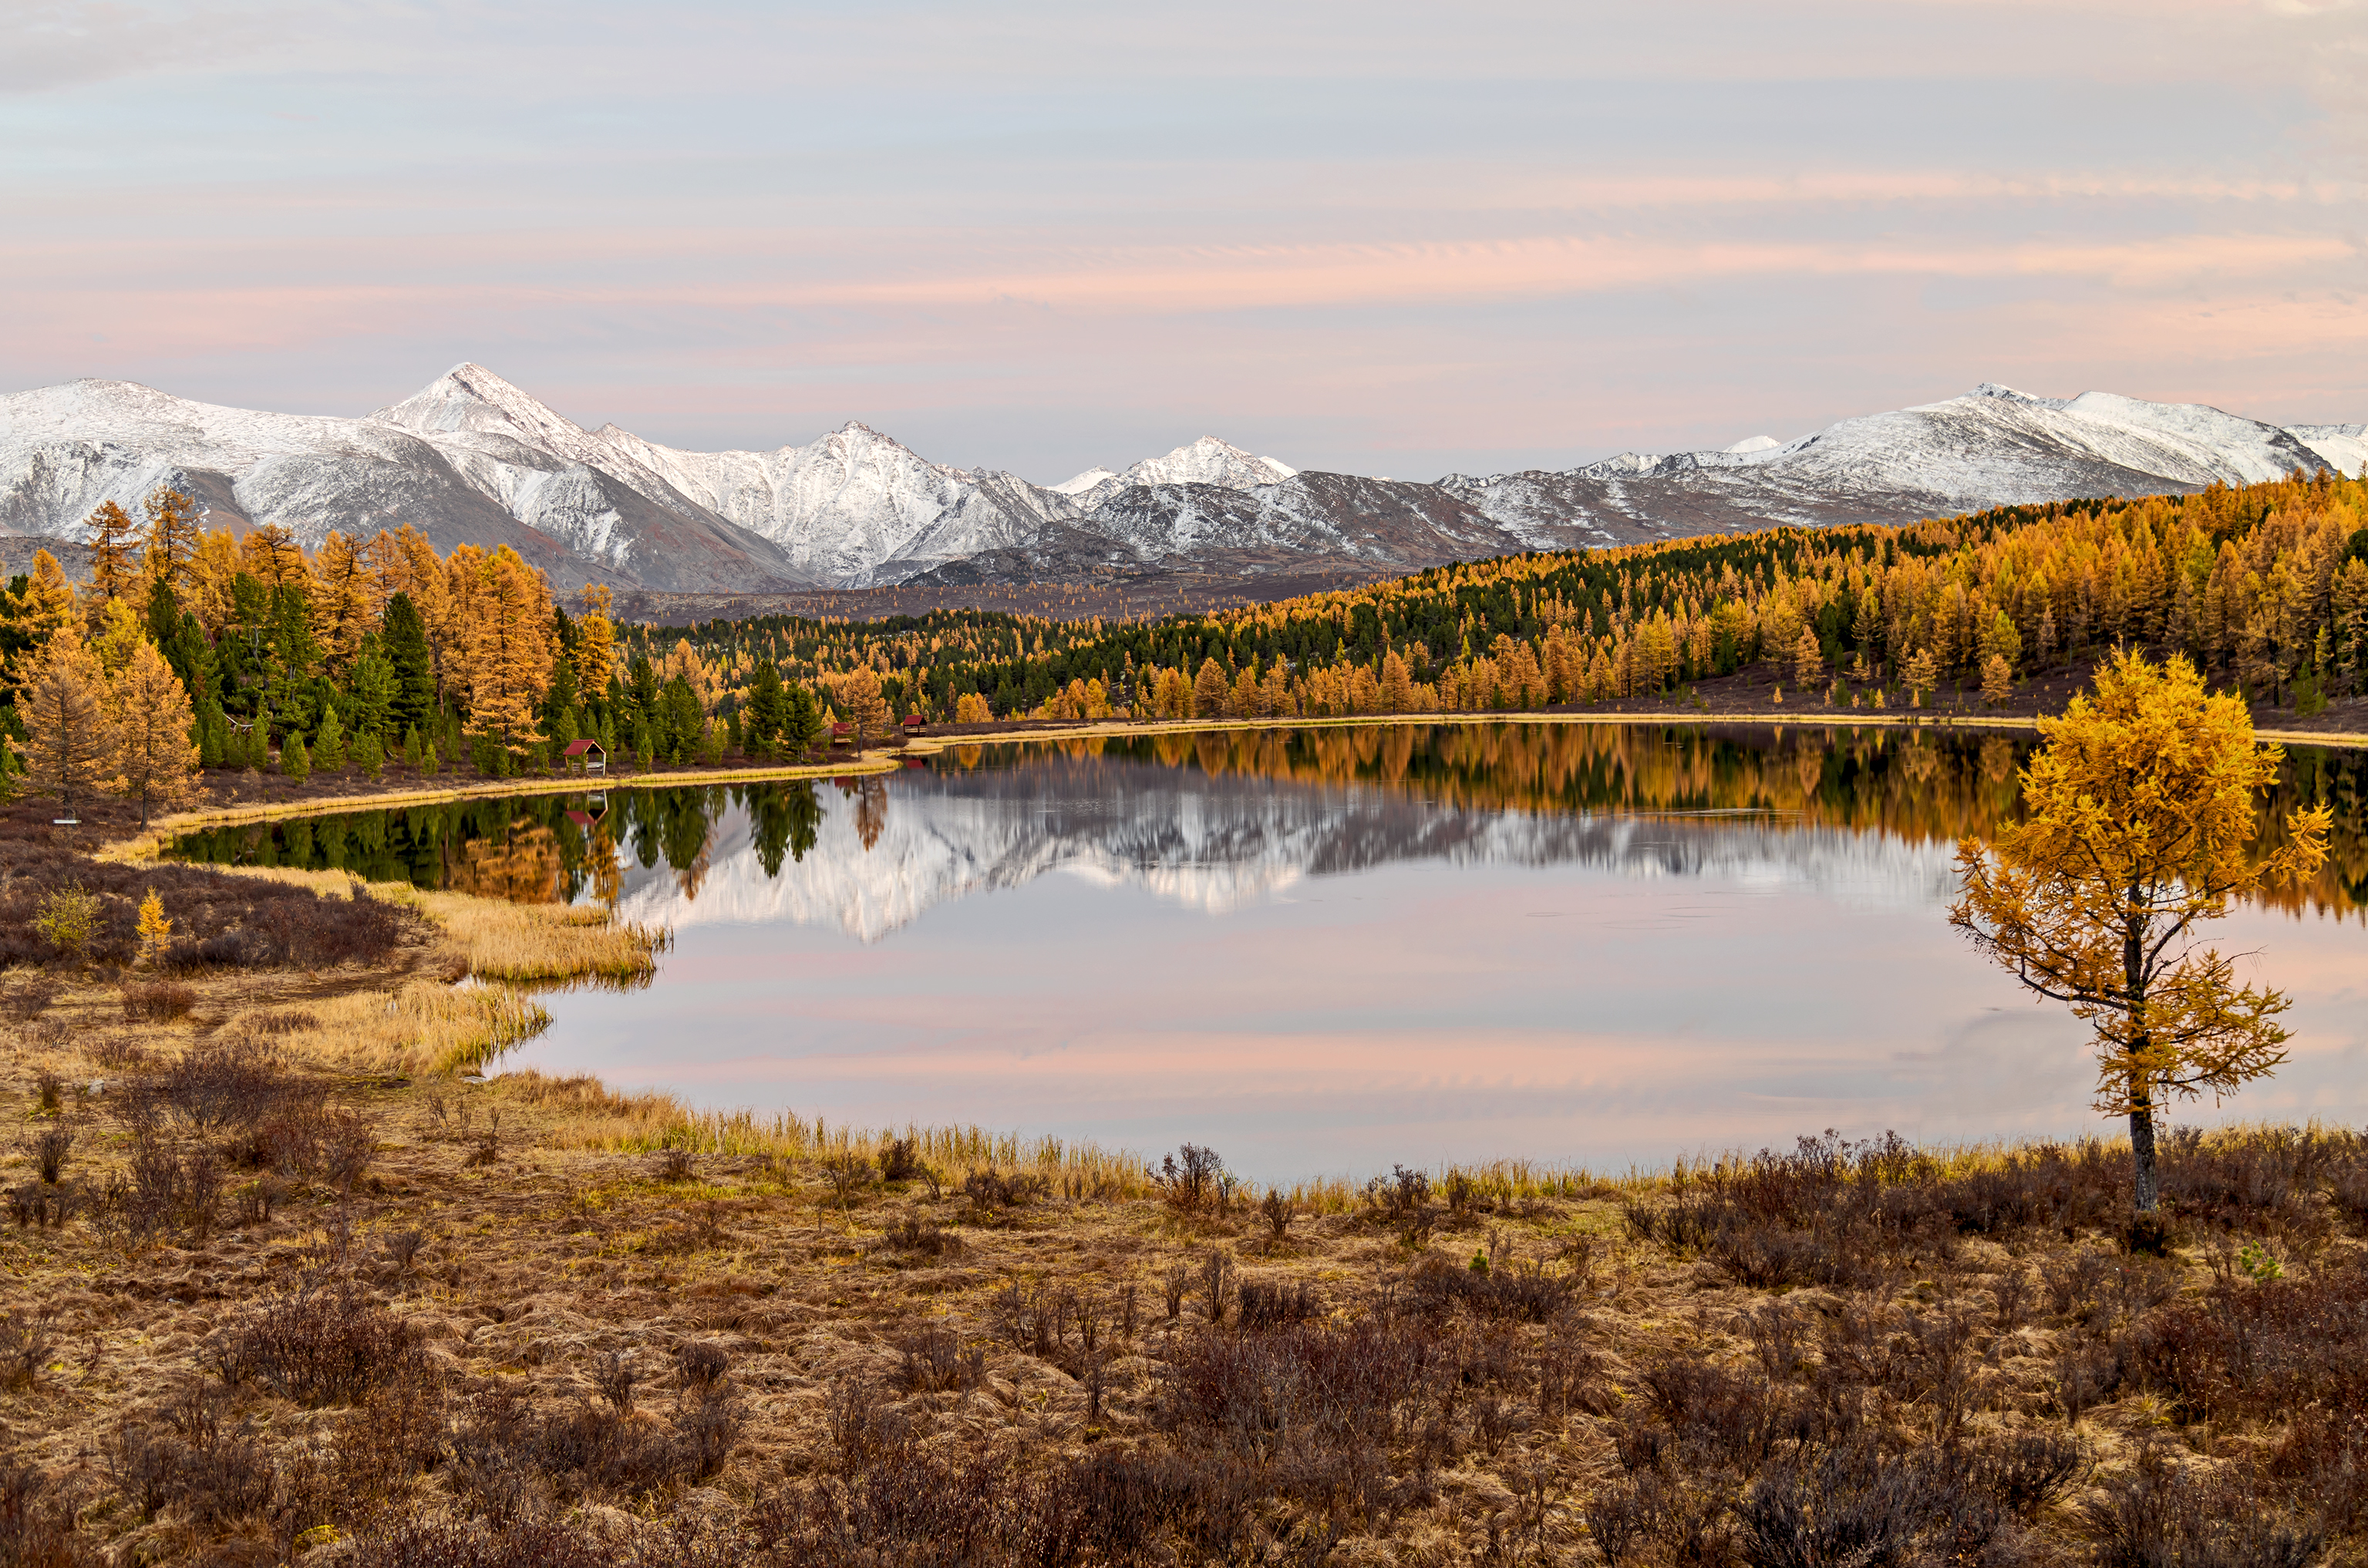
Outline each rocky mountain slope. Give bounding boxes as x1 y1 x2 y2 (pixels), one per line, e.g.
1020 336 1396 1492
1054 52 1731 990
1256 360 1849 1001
2 367 2354 594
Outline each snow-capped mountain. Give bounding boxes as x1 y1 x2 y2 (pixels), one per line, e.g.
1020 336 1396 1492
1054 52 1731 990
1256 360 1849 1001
588 419 1091 586
1 367 2353 597
0 367 814 593
1052 436 1298 512
609 755 1964 945
1440 384 2360 549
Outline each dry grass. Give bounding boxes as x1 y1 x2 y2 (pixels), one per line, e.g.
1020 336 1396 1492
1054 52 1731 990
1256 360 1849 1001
221 982 552 1075
511 1072 1153 1199
184 865 670 988
403 890 670 986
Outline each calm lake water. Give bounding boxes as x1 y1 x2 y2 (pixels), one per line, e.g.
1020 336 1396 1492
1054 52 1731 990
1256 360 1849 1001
166 723 2368 1179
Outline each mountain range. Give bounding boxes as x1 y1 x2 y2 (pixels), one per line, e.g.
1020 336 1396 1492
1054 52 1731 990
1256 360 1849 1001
2 365 2358 595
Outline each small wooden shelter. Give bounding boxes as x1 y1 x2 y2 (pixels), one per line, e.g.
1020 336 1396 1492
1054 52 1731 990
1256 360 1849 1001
563 739 606 774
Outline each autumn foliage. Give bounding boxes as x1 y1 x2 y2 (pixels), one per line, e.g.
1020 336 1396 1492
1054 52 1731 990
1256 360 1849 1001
1952 650 2333 1213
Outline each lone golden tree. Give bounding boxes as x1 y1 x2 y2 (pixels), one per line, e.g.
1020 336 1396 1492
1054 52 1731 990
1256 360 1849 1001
17 624 117 817
110 639 201 828
1950 650 2331 1214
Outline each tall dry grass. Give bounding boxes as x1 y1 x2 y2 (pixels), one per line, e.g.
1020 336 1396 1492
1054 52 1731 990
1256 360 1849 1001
404 890 670 985
224 984 551 1075
506 1072 1154 1196
183 865 669 987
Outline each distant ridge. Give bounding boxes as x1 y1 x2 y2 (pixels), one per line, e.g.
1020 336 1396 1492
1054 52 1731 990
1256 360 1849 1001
0 366 2354 592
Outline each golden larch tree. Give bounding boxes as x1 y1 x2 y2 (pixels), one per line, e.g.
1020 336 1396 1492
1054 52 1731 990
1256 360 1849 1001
372 526 458 699
574 584 619 691
22 550 78 644
110 639 201 828
308 530 382 672
241 523 308 596
458 547 552 749
16 623 118 816
840 665 890 755
143 487 204 595
1950 649 2331 1215
187 527 244 636
83 500 141 608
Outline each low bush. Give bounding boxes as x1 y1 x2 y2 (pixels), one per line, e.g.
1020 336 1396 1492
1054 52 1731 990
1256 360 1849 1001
1152 1144 1225 1214
121 981 197 1022
210 1282 421 1405
0 1460 102 1567
2080 1451 2324 1568
119 1041 316 1132
962 1168 1048 1210
877 1212 963 1257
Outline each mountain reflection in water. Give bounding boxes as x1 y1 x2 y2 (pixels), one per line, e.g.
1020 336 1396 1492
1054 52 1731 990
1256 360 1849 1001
167 722 2367 931
163 723 2368 1175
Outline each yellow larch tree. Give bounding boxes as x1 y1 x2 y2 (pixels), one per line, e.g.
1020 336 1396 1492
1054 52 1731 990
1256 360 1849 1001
1950 649 2332 1216
16 622 117 817
457 547 552 749
308 530 382 672
187 527 244 637
109 638 201 828
371 525 458 700
83 500 141 610
839 665 890 755
574 584 619 691
90 596 148 678
22 550 78 645
241 523 307 597
143 487 204 596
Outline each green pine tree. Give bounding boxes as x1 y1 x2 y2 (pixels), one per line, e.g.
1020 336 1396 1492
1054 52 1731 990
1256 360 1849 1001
313 703 348 772
382 593 436 738
354 729 384 779
281 731 311 782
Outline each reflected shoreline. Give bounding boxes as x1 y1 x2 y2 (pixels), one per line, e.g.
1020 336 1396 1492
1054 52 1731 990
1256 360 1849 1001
163 722 2368 926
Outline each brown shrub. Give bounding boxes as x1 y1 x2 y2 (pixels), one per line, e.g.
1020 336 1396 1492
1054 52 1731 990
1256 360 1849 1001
0 1460 102 1566
120 981 197 1022
210 1282 421 1405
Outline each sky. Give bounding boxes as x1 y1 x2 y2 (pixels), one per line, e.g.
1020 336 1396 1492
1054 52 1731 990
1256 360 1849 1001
4 0 2365 485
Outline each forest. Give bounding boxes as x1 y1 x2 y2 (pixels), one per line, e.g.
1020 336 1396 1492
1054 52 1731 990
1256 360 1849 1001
629 470 2368 726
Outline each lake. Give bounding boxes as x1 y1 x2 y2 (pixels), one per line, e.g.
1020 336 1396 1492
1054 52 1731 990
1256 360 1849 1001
165 722 2368 1180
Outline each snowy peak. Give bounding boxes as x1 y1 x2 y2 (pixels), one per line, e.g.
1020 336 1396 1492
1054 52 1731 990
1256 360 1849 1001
1051 466 1118 496
1054 435 1299 511
1128 435 1298 489
370 362 588 446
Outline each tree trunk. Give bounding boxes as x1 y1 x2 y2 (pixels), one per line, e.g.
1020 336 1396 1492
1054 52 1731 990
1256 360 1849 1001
2130 1101 2159 1213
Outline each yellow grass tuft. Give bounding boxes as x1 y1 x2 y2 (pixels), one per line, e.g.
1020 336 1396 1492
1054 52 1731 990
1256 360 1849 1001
405 890 670 985
224 981 552 1075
